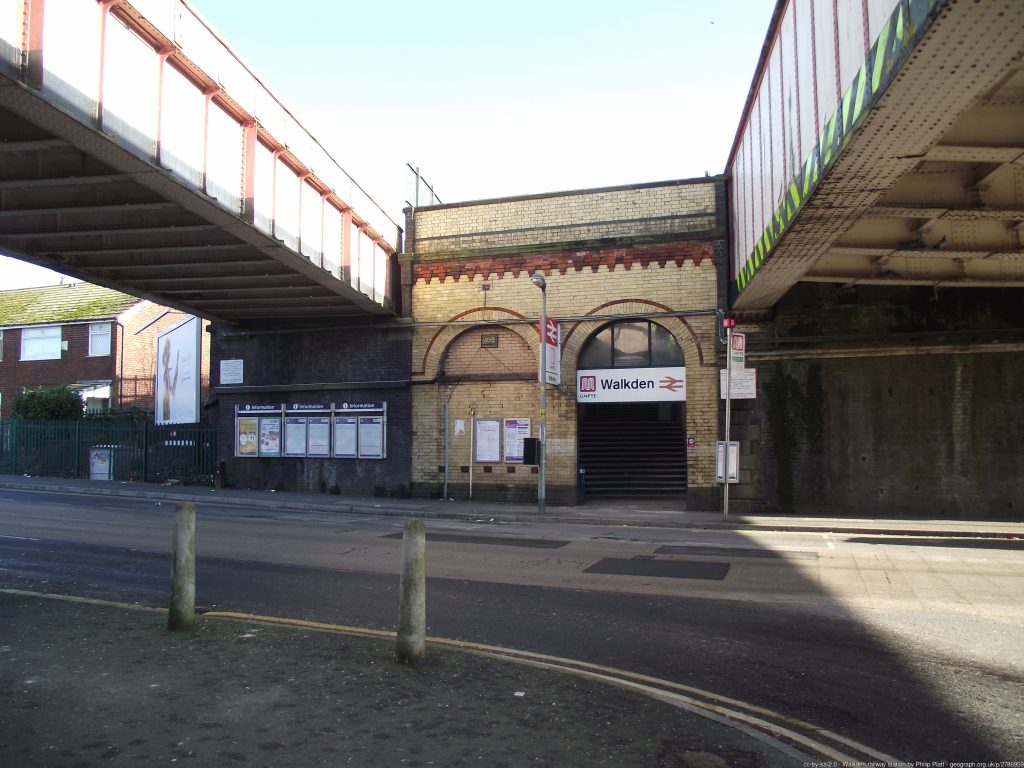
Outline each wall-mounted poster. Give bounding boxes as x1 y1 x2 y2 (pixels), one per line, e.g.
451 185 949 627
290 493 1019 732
503 418 531 463
307 417 331 457
259 417 281 457
474 419 501 463
358 416 384 459
333 416 357 458
236 417 258 457
284 417 308 457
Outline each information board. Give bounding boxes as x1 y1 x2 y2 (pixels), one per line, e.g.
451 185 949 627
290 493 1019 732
358 416 384 459
307 417 331 457
234 402 386 460
503 418 531 463
720 368 758 399
474 419 501 463
284 417 308 457
333 416 357 458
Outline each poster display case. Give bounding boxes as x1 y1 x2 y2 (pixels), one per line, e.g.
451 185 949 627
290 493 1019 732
234 402 387 459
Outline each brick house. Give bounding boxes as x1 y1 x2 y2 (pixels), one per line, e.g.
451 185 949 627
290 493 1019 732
0 282 209 419
402 178 728 506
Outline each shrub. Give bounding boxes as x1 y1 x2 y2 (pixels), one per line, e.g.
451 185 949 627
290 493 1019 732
12 385 84 421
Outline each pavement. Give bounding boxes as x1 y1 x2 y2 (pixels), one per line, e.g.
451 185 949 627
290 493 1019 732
1 473 1022 539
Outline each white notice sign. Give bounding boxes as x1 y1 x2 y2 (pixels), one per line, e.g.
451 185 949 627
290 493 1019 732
720 368 757 399
220 359 243 385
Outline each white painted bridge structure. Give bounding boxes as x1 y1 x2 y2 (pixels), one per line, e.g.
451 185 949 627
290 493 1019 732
727 0 1024 313
0 0 398 323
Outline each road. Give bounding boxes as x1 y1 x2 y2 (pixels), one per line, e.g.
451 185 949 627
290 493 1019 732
1 487 1022 762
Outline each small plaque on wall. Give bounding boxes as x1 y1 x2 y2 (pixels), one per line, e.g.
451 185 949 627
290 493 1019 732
220 359 243 385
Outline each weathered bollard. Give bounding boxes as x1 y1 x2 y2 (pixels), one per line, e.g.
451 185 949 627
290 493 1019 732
396 518 426 664
168 501 196 631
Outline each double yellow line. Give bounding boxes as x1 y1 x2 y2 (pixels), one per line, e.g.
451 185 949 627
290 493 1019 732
3 589 901 765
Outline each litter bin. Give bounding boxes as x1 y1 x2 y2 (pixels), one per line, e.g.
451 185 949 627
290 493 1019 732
89 448 113 481
577 466 586 504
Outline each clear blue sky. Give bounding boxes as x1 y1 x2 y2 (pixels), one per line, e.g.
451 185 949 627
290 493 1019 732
4 0 776 288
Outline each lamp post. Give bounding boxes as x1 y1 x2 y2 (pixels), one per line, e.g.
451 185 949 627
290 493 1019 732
530 270 547 515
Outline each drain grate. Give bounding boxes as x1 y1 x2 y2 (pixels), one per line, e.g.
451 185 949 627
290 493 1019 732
655 545 818 560
583 558 730 580
381 532 569 549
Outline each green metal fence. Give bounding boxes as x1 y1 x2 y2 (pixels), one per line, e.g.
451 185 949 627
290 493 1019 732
0 419 217 485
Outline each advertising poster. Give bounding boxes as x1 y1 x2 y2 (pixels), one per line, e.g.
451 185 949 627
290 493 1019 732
307 417 331 457
155 315 201 425
503 418 531 463
333 416 357 458
259 417 281 457
357 416 384 459
236 417 258 457
474 419 501 463
284 417 308 457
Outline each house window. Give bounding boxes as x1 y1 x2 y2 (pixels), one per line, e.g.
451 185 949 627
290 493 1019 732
21 326 62 361
89 322 112 357
0 329 4 361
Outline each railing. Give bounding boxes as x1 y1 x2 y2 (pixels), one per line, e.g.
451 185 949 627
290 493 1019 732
0 419 217 486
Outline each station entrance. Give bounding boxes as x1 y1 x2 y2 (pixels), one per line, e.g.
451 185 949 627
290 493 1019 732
577 401 687 498
575 320 688 499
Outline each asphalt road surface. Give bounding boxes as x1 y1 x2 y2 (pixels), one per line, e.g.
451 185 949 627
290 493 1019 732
1 488 1021 762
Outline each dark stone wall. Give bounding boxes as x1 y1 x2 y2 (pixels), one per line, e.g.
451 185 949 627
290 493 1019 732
734 284 1024 519
208 322 413 496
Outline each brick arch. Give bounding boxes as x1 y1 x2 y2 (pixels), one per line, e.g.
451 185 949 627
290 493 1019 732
561 300 706 372
416 307 538 378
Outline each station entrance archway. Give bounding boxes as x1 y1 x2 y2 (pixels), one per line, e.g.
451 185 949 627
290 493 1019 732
576 321 687 498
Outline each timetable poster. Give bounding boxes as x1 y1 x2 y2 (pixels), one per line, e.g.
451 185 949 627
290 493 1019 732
474 419 501 463
333 416 357 458
357 416 384 458
307 417 331 457
284 417 308 457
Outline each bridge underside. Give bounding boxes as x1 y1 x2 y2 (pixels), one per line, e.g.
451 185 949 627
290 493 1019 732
0 77 390 325
736 1 1024 313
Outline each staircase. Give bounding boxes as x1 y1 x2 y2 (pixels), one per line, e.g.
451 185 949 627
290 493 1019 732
578 419 687 498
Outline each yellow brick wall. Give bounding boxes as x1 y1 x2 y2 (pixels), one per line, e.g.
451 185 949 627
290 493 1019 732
409 259 721 499
414 180 719 255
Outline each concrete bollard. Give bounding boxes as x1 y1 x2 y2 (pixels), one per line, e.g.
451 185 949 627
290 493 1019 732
396 518 426 664
168 501 196 632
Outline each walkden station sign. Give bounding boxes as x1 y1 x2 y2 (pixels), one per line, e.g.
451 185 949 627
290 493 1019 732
576 367 686 403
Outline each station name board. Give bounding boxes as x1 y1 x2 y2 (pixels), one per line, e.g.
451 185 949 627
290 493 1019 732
576 367 687 403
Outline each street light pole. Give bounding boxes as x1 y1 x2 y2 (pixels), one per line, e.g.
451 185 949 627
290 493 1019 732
531 271 547 515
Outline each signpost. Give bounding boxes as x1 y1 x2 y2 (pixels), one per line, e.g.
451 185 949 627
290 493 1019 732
722 320 740 521
543 317 561 385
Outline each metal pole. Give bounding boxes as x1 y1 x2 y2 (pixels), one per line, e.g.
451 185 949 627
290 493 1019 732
723 326 733 522
443 400 449 499
538 286 547 515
